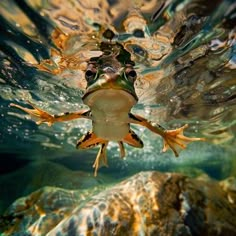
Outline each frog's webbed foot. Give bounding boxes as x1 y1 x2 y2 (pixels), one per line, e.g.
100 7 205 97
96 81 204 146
93 142 109 177
10 101 54 126
162 124 205 157
11 101 90 126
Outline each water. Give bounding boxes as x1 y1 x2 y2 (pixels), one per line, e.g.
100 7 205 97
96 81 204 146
0 0 235 224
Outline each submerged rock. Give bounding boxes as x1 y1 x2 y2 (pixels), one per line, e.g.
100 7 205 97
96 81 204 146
0 161 112 215
1 171 236 236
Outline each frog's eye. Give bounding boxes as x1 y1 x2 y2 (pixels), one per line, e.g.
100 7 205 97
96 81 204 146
85 69 97 82
125 69 137 82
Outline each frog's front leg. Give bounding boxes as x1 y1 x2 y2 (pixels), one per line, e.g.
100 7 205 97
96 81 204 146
129 113 205 157
76 131 109 176
10 101 90 126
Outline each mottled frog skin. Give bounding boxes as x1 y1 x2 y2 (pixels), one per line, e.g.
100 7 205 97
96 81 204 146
11 31 204 176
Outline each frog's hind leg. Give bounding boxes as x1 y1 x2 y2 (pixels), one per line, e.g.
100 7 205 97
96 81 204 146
76 131 108 176
93 142 108 177
118 129 143 159
118 141 125 159
122 129 144 148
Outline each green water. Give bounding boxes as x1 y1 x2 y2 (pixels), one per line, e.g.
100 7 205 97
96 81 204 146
0 0 235 215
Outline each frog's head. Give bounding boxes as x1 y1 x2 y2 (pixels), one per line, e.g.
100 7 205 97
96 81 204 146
82 48 138 107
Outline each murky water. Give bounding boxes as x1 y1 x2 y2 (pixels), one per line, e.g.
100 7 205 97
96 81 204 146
0 0 235 221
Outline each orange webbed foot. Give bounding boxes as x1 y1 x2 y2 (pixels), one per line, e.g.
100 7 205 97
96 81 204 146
162 124 205 157
10 101 54 126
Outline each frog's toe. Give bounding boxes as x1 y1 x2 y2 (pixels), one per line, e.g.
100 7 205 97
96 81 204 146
93 142 109 177
118 141 126 159
36 119 53 126
10 101 54 125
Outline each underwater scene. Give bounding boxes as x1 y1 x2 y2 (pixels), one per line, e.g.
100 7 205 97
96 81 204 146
0 0 236 235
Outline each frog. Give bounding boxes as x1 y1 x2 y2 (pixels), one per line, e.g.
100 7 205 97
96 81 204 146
10 37 205 176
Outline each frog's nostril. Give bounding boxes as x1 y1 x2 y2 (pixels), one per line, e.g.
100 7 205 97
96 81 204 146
103 66 116 73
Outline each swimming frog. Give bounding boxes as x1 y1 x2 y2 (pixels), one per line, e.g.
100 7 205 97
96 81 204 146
10 40 204 176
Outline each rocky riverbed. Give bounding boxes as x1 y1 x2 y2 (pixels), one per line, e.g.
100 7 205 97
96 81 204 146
1 171 236 236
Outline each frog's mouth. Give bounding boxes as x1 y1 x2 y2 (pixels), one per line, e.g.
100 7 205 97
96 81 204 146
82 73 138 102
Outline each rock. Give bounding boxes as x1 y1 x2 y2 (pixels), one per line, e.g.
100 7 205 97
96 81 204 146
1 171 236 236
0 186 104 236
0 161 112 215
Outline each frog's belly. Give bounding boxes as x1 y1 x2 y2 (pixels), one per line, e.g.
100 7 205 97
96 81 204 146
83 89 136 141
93 121 129 141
